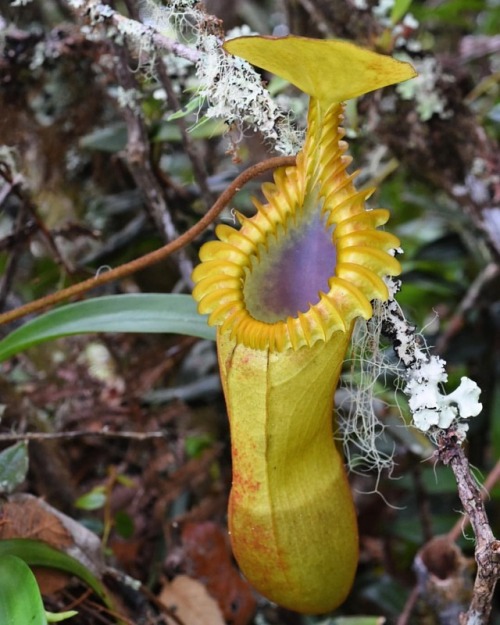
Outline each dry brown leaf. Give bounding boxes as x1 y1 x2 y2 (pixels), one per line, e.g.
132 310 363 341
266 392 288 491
159 575 225 625
0 494 104 577
0 494 72 547
180 522 256 625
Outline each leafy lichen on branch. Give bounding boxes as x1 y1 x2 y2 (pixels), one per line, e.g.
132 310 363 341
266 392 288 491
64 0 301 154
381 278 482 439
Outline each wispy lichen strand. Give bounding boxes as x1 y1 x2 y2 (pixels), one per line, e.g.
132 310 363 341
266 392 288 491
138 0 301 153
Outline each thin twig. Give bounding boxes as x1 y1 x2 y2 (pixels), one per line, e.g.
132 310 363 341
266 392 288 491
0 156 296 327
111 43 194 287
0 168 73 276
22 190 74 275
0 430 167 442
396 585 420 625
296 0 334 37
66 0 200 64
156 58 215 208
434 263 500 355
0 172 19 208
139 584 188 625
0 190 27 309
0 248 21 311
78 597 134 625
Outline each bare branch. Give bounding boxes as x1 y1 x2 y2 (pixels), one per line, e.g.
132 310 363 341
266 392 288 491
438 432 500 625
0 430 166 442
65 0 200 64
110 43 195 286
448 459 500 543
155 57 215 209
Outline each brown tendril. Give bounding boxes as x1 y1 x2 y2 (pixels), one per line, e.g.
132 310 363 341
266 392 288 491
0 156 296 327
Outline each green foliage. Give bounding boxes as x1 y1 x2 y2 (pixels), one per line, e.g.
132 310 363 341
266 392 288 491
0 442 29 495
80 117 225 152
75 486 107 511
0 539 120 621
46 612 79 623
0 294 215 363
412 0 491 28
313 618 386 625
0 555 48 625
185 433 214 459
0 0 498 622
113 510 135 539
390 0 414 24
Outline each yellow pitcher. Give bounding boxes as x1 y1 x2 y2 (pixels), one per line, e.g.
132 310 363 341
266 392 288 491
193 35 416 614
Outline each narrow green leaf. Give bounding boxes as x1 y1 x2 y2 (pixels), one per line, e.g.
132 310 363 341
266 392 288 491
333 618 386 625
0 294 215 363
0 539 110 609
46 611 78 623
0 538 129 624
116 474 135 488
0 442 29 495
315 618 386 625
75 486 107 511
0 554 47 625
114 511 135 539
153 117 225 142
165 95 204 120
80 123 128 152
391 0 413 23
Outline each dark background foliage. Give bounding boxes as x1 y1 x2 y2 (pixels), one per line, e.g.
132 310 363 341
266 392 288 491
0 1 499 624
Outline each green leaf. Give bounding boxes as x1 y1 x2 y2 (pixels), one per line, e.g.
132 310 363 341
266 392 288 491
45 611 78 623
391 0 413 23
185 434 213 459
0 442 29 495
116 473 135 488
75 486 107 511
491 382 500 461
80 117 225 152
165 96 204 120
0 294 215 363
80 123 128 153
314 618 386 625
153 117 225 142
0 555 47 625
333 618 386 625
114 511 134 539
361 576 408 616
0 539 123 621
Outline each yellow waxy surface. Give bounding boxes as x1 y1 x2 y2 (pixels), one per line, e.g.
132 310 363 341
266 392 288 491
192 35 415 614
224 35 417 107
218 328 358 614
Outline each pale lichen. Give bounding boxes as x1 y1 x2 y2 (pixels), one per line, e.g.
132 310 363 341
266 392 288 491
340 273 483 477
381 279 483 440
397 56 454 121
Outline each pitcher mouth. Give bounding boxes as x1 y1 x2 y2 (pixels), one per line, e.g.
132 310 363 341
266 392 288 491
243 205 336 323
192 103 401 352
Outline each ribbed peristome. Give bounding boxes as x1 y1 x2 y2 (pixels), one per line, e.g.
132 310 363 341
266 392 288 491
192 100 401 352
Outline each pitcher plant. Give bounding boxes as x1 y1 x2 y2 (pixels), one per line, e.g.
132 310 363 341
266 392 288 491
193 35 416 614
